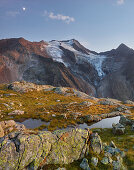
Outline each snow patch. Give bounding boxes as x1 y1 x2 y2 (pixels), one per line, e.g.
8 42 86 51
60 42 76 52
62 39 74 46
46 41 69 67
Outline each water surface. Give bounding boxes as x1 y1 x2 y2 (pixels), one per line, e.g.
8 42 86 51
78 116 120 129
17 118 50 129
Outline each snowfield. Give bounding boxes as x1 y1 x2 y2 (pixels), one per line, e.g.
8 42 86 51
46 40 106 78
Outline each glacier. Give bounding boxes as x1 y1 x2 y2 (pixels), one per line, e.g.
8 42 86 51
46 40 106 78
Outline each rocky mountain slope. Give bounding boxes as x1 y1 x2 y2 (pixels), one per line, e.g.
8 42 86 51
0 37 134 101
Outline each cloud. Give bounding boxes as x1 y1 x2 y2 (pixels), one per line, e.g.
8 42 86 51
44 11 75 24
6 11 20 17
117 0 125 5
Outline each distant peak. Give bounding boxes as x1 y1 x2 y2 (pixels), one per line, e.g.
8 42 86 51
116 43 130 51
18 37 25 40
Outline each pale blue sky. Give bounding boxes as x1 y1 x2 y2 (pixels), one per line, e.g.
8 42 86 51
0 0 134 52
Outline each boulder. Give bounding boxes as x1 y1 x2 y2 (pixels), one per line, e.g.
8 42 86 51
116 105 128 112
119 115 132 125
0 120 26 138
123 110 131 114
108 111 120 117
112 156 126 170
8 110 24 116
91 157 98 166
0 128 91 169
90 133 103 154
98 98 121 106
101 157 109 165
104 146 122 156
124 100 134 105
112 123 125 135
80 158 90 170
0 120 16 129
80 101 93 106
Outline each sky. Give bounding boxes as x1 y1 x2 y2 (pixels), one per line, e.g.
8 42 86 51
0 0 134 52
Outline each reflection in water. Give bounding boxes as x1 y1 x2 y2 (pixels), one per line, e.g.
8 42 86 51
16 116 120 130
78 116 120 129
17 118 50 129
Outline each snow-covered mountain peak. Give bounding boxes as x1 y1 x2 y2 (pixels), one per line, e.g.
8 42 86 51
46 39 106 78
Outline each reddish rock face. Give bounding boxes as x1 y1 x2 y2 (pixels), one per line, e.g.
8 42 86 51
0 38 95 96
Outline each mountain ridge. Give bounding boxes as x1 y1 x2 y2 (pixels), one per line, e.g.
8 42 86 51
0 37 134 101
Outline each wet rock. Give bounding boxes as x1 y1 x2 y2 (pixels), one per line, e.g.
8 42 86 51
80 158 90 170
90 133 103 154
91 157 98 166
112 123 125 135
8 110 24 116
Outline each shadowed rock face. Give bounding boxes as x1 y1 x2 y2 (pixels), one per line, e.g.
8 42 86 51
98 44 134 101
0 38 134 101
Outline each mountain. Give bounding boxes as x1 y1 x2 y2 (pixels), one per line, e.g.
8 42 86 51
0 37 134 101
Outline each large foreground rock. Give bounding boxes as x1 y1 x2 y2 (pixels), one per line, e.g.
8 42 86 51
0 128 91 169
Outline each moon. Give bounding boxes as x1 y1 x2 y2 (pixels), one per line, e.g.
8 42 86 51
22 7 26 11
